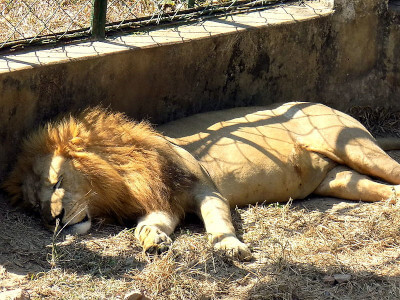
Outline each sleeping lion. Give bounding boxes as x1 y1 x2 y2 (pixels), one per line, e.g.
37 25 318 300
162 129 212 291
4 102 400 260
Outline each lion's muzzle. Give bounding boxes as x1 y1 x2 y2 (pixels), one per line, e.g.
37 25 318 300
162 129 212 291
63 214 92 235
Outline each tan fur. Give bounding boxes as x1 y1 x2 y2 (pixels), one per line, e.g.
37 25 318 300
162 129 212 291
4 102 400 260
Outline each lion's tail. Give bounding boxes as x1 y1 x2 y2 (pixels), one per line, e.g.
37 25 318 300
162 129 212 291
376 137 400 151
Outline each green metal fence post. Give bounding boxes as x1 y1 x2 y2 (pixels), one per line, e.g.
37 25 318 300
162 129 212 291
91 0 108 39
187 0 195 8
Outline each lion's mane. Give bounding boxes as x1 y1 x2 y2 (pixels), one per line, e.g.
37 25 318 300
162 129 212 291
4 108 196 223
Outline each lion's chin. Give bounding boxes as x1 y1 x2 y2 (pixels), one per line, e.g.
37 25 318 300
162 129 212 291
64 215 92 235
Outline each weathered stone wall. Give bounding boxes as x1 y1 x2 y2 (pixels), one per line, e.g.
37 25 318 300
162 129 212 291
385 1 400 102
0 0 399 179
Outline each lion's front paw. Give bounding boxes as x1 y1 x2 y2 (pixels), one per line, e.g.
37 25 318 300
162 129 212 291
135 225 172 254
213 235 252 261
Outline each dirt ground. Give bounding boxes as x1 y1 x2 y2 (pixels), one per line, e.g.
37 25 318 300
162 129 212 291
1 110 400 299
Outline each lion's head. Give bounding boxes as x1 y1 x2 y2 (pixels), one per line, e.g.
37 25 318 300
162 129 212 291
4 108 194 235
16 153 92 234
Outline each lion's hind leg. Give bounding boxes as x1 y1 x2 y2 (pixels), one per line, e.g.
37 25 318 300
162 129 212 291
327 137 400 185
314 165 399 203
134 211 179 254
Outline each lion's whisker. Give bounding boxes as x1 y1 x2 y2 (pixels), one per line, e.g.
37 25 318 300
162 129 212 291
55 189 94 238
55 205 87 238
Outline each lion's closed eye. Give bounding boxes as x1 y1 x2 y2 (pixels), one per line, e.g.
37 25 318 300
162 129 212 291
53 175 64 191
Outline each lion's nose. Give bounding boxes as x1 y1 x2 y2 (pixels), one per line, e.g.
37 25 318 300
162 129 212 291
48 208 65 226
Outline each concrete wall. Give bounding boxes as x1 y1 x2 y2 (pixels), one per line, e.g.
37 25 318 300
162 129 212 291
386 1 400 101
0 0 399 179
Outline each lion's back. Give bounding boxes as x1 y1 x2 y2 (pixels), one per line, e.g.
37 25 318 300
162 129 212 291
159 102 346 205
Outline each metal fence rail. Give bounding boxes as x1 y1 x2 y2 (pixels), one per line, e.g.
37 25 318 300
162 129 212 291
0 0 287 52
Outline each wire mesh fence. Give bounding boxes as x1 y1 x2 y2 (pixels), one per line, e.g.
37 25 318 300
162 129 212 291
0 0 288 51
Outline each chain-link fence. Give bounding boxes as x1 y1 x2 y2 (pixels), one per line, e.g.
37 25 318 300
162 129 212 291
0 0 287 52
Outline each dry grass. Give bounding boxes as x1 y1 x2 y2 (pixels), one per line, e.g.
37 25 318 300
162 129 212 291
1 107 400 299
348 106 400 137
1 194 400 299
